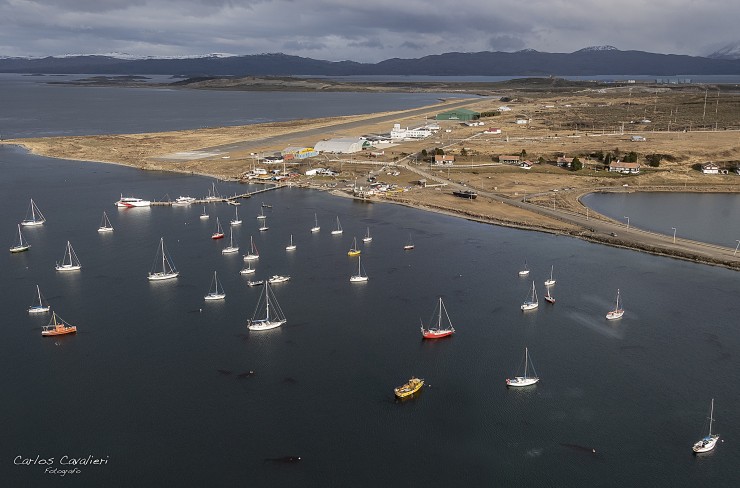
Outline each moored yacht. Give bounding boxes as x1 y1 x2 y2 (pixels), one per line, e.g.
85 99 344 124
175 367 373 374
115 195 151 208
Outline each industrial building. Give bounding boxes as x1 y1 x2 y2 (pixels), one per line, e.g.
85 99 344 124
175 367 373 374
314 137 368 154
435 108 480 121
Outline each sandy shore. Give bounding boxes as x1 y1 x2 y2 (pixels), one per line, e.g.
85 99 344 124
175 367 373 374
4 91 740 270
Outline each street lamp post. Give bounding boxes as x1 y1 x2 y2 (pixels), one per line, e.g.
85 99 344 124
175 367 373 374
624 216 630 229
672 227 677 244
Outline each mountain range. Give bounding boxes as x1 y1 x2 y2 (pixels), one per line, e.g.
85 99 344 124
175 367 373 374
2 47 740 77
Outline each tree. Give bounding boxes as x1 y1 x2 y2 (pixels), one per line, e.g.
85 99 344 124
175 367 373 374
624 151 638 163
645 154 661 167
538 156 546 164
420 149 428 159
604 153 613 165
435 148 445 155
571 157 583 171
520 149 527 158
460 148 468 157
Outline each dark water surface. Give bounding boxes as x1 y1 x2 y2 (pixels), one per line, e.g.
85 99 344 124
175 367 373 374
2 146 739 487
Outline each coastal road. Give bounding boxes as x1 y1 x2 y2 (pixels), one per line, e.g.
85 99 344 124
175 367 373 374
156 98 481 159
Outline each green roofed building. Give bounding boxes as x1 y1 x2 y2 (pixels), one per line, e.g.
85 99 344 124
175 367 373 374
436 108 480 121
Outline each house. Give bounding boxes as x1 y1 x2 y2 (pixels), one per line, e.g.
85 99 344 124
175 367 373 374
498 106 512 112
499 155 521 165
390 123 432 140
630 135 646 142
282 146 318 160
608 160 641 174
305 168 325 176
484 128 502 134
701 162 720 174
557 156 574 168
519 161 533 170
434 154 455 166
515 117 530 125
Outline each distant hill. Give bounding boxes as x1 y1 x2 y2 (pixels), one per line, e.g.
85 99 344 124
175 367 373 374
2 48 740 76
708 41 740 60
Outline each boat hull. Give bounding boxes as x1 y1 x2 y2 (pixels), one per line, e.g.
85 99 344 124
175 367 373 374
248 319 285 331
331 230 343 235
544 279 556 286
350 275 368 282
363 238 372 243
506 376 539 387
97 227 113 233
347 250 361 256
606 310 624 320
311 227 320 233
222 247 239 254
518 270 530 276
21 220 45 226
243 254 259 261
421 328 454 339
148 272 179 281
521 302 538 311
545 296 555 304
42 326 77 336
10 245 31 253
56 265 81 271
28 306 51 314
240 268 256 275
204 293 226 301
692 435 719 453
394 378 424 398
211 233 225 240
403 245 414 250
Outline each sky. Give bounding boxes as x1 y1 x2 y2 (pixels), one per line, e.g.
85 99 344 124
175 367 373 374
1 0 738 61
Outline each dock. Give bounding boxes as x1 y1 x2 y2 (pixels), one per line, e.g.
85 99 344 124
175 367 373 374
150 184 282 206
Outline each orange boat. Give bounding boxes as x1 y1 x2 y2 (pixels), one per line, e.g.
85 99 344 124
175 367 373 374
41 312 77 336
211 217 225 239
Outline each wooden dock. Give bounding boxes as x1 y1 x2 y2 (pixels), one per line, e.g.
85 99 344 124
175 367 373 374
150 184 282 206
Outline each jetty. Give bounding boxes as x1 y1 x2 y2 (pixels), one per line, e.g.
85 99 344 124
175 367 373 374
150 184 282 206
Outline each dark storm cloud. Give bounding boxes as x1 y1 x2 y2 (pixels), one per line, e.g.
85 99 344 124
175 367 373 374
1 0 738 61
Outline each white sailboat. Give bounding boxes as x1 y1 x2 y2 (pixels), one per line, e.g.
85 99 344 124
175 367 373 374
506 347 540 387
521 281 538 310
28 285 51 314
9 224 31 253
21 198 46 226
230 207 242 226
243 236 259 261
350 255 369 282
544 265 556 286
257 207 267 220
518 260 530 276
204 271 226 300
692 398 720 453
403 234 414 250
286 234 297 251
420 297 455 339
331 216 343 235
97 211 114 232
247 281 287 330
310 213 320 233
199 206 209 219
147 237 179 281
204 182 221 201
363 227 373 243
606 289 624 320
268 275 290 284
240 260 256 275
222 228 239 254
258 218 269 232
55 241 81 271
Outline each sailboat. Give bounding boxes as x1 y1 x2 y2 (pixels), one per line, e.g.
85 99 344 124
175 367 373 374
204 271 226 300
605 289 624 320
544 287 555 304
403 234 414 250
211 217 225 239
331 216 343 235
55 241 81 271
347 237 361 256
692 399 720 453
258 218 269 232
544 265 556 286
230 207 242 226
28 285 51 314
420 297 455 339
506 347 540 387
350 255 369 282
310 213 320 233
200 206 209 219
363 227 373 243
243 236 259 261
21 198 46 226
221 228 239 254
521 281 538 310
148 237 179 281
286 234 297 251
257 207 267 220
97 211 114 232
240 260 256 275
204 182 221 201
518 260 530 276
41 311 77 336
247 281 287 330
9 224 31 253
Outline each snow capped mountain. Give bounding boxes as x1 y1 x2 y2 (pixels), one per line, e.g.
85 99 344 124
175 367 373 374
707 42 740 60
574 45 619 53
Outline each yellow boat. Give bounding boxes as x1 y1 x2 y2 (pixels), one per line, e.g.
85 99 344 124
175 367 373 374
347 237 361 256
394 377 424 398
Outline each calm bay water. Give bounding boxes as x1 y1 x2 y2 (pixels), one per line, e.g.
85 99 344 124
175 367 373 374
1 80 740 486
583 192 740 247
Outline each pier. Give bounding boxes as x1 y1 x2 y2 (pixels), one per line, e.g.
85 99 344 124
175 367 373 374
150 184 282 206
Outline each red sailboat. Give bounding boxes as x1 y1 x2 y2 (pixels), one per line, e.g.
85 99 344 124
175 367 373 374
420 297 455 339
211 217 225 239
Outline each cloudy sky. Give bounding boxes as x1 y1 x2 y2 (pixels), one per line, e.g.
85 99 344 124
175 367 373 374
0 0 737 61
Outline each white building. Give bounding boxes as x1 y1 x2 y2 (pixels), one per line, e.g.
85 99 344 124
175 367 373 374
701 162 720 174
314 137 365 154
390 124 432 140
305 168 326 176
498 106 512 112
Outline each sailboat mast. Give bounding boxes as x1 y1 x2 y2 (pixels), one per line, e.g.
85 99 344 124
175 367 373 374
161 239 166 273
438 298 443 329
524 348 529 378
265 284 270 321
36 285 42 305
709 398 714 436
